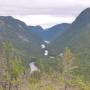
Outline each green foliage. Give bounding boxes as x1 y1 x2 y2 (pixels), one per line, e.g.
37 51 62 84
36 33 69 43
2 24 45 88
1 42 27 89
45 85 54 90
29 71 41 84
0 87 3 90
3 42 13 63
61 48 78 90
71 76 90 90
10 56 25 79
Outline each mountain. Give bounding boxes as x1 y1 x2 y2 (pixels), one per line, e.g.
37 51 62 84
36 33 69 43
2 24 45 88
29 23 70 41
0 16 43 56
49 8 90 55
28 25 43 33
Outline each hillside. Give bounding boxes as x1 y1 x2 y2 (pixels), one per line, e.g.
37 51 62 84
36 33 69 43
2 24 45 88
29 23 70 41
49 8 90 55
0 16 43 56
48 8 90 82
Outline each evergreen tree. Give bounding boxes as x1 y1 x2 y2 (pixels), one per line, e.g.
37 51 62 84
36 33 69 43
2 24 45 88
61 47 78 90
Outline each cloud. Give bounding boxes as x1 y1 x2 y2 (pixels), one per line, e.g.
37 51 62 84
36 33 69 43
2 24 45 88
0 0 90 28
0 0 89 15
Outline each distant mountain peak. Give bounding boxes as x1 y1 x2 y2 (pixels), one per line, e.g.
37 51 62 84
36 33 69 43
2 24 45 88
35 25 43 29
74 7 90 25
70 7 90 29
83 7 90 12
79 7 90 17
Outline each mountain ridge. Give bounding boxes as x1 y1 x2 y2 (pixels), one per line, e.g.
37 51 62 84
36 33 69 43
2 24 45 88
0 16 44 57
29 23 70 41
49 7 90 55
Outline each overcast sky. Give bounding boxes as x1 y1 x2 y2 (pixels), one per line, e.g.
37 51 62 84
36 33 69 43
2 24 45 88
0 0 90 28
